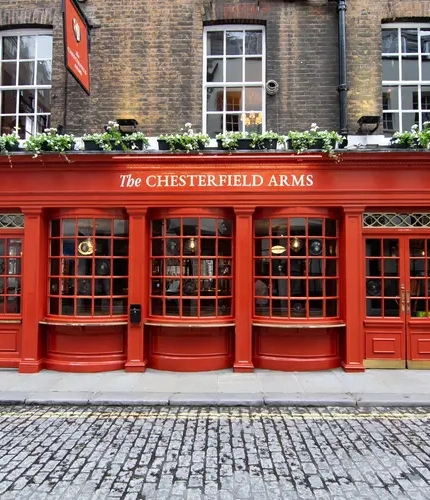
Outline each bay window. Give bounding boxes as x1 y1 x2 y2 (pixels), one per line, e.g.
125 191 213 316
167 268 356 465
48 215 129 318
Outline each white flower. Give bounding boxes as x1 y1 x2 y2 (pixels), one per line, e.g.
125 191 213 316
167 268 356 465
184 122 192 128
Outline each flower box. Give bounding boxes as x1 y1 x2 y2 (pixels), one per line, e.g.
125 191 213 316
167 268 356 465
158 139 206 151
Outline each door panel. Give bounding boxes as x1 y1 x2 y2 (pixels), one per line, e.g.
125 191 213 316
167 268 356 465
363 235 430 368
364 237 405 366
407 238 430 368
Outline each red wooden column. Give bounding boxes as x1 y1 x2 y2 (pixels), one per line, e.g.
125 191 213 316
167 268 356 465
125 208 148 372
233 207 255 372
19 208 46 373
341 207 365 372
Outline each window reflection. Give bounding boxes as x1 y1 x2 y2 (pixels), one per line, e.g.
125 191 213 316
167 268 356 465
0 238 22 314
150 217 233 318
254 217 339 319
48 218 129 317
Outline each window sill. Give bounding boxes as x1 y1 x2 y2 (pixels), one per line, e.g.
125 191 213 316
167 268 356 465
252 321 346 329
145 320 235 328
40 319 127 327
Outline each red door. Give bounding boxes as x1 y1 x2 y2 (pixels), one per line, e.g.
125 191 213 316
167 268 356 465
364 236 430 368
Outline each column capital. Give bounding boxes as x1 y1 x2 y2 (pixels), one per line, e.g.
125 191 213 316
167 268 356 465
126 207 148 217
234 206 255 216
343 206 365 216
21 207 43 217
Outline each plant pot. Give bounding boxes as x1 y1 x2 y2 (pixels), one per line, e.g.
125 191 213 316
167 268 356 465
390 140 423 150
40 142 76 152
1 143 20 152
83 139 104 151
307 139 336 150
122 139 146 150
157 139 170 151
158 139 206 151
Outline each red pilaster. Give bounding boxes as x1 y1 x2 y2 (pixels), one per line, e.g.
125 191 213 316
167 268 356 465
125 208 148 372
233 207 255 372
19 208 45 373
341 207 365 372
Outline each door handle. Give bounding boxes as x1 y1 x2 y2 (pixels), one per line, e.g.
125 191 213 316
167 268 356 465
406 289 411 314
400 285 405 313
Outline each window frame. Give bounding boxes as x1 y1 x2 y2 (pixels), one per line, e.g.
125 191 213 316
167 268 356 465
0 28 53 138
253 210 340 323
203 24 266 137
382 23 430 133
47 214 129 320
149 211 234 322
0 230 23 317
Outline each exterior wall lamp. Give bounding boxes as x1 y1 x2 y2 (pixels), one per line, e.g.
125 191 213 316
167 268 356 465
116 119 138 134
357 116 381 135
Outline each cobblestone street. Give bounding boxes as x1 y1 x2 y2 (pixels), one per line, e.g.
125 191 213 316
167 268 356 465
1 406 430 499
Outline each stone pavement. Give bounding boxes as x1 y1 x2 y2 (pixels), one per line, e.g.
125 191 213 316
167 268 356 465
2 368 430 407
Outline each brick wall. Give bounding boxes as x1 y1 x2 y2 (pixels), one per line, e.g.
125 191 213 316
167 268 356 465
1 0 429 136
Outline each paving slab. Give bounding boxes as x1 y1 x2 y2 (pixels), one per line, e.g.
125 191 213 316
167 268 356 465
169 393 264 406
89 392 170 405
25 391 93 405
0 391 29 404
263 393 357 407
356 393 430 407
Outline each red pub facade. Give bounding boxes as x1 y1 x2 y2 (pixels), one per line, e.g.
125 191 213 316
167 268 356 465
1 150 430 373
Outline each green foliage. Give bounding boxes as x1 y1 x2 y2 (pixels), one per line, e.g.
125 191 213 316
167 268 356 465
215 130 285 151
0 132 19 153
159 123 210 152
83 121 149 151
391 122 430 149
24 128 75 157
288 124 344 157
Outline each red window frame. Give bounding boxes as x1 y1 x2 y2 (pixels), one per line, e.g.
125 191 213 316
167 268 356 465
253 209 340 322
47 211 129 319
149 209 234 321
0 234 22 316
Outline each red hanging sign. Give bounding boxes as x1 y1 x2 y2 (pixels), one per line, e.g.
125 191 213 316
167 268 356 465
63 0 91 94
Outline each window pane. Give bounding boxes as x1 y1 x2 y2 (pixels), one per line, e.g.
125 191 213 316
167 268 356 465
401 29 418 53
245 58 262 81
19 36 36 59
37 35 53 59
19 89 34 114
2 61 17 85
226 59 242 82
207 32 223 56
401 57 419 81
382 29 398 53
37 60 52 85
207 59 222 83
18 61 35 85
226 31 244 55
244 87 262 111
206 114 222 137
2 90 16 114
423 58 430 81
226 88 242 110
2 36 17 60
245 31 262 55
383 86 399 109
382 58 399 81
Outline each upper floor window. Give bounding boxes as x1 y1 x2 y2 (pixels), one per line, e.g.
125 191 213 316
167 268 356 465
203 25 265 137
382 24 430 133
0 30 53 139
